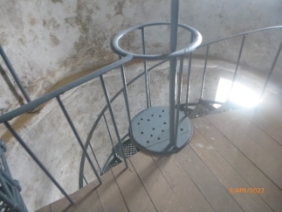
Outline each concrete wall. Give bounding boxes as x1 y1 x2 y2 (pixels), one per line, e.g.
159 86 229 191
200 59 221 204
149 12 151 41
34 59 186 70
0 0 281 211
0 0 281 114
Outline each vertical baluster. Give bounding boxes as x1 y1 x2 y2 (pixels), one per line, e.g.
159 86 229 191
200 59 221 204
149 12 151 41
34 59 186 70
169 0 179 149
0 46 31 103
99 75 128 168
103 113 118 158
229 34 246 98
0 191 16 208
0 170 14 201
89 142 102 173
260 40 282 97
4 121 75 204
185 54 193 115
83 175 88 185
141 27 151 108
200 45 209 99
56 96 102 185
174 55 184 144
119 56 133 134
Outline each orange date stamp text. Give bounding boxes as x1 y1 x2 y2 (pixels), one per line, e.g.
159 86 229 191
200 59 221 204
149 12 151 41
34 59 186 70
229 188 265 194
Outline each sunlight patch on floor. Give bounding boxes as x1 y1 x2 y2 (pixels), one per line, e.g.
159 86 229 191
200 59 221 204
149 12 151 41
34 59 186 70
215 78 262 108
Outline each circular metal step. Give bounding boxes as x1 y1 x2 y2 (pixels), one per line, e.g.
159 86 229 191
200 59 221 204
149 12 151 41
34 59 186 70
130 106 193 155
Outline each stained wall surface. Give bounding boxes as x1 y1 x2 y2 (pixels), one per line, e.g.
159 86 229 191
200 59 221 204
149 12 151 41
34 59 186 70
0 0 281 211
0 0 281 113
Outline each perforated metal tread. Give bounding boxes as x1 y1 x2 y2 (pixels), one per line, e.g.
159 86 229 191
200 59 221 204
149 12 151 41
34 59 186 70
130 106 193 155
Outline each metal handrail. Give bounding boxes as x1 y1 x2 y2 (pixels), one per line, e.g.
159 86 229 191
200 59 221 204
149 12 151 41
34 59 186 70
198 25 282 48
0 24 281 208
0 55 133 205
78 59 169 188
79 25 282 187
111 22 202 60
0 55 132 123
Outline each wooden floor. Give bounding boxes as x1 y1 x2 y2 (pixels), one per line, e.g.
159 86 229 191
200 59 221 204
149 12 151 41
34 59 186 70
37 98 282 212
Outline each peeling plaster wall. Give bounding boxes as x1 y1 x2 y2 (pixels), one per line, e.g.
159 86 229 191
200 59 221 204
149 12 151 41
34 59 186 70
0 0 282 211
0 0 281 114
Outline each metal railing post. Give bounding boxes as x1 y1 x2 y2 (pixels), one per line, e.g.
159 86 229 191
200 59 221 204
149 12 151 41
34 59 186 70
260 40 282 97
99 75 128 168
89 142 102 173
3 121 75 205
0 46 31 103
185 52 193 116
229 34 246 97
119 56 133 135
174 55 184 142
141 27 151 108
200 45 209 99
56 96 102 185
103 113 118 158
169 0 179 148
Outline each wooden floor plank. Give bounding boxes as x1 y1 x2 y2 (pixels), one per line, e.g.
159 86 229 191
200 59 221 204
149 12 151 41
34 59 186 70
225 110 282 161
206 112 282 189
190 129 272 212
238 97 282 145
152 155 215 212
37 104 282 212
193 117 282 211
174 145 243 212
96 170 129 212
48 181 103 212
111 159 157 212
36 205 51 212
130 152 186 212
241 109 282 145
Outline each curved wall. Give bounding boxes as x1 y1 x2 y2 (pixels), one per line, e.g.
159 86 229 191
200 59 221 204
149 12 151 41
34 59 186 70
0 0 281 113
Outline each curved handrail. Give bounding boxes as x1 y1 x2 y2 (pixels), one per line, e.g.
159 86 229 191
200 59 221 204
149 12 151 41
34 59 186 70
79 25 282 187
0 55 133 123
111 22 202 60
0 23 281 197
198 25 282 48
78 59 168 187
2 26 281 124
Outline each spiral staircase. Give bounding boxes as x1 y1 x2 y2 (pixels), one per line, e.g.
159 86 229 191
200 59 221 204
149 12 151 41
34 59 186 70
0 0 282 211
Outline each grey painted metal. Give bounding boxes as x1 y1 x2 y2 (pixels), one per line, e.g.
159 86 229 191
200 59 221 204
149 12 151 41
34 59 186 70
89 142 102 173
101 139 138 174
185 52 193 116
0 46 31 103
83 175 88 185
99 75 128 168
3 122 75 205
111 22 202 60
260 40 282 97
130 106 193 154
175 56 185 143
119 56 133 134
120 133 129 142
169 0 179 149
0 167 20 191
56 96 102 185
103 113 116 155
0 55 133 123
80 26 281 185
79 59 168 188
229 35 246 96
200 45 209 99
141 27 151 108
0 191 16 209
0 166 13 200
198 26 282 48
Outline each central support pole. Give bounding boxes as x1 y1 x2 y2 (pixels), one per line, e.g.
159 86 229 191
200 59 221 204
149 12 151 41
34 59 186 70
128 0 196 155
169 0 179 149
